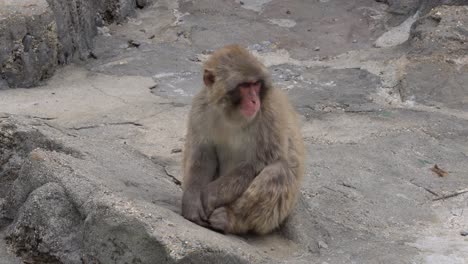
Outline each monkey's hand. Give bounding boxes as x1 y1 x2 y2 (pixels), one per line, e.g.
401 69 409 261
201 163 257 217
200 184 219 217
182 190 210 227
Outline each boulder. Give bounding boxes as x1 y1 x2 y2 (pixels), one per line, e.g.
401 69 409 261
409 5 468 55
0 114 319 263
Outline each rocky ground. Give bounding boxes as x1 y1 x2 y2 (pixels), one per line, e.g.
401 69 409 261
1 0 468 263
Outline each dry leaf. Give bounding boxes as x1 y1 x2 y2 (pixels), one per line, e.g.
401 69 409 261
431 164 448 177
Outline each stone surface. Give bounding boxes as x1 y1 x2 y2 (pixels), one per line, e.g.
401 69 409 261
399 57 468 110
374 10 419 48
7 183 82 263
0 0 157 88
46 0 97 64
1 0 468 263
409 5 468 55
0 228 22 264
378 0 467 26
0 115 298 263
0 0 58 88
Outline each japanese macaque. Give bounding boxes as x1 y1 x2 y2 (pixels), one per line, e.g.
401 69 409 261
181 45 305 235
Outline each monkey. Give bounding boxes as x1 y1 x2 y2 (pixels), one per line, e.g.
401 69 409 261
181 45 305 235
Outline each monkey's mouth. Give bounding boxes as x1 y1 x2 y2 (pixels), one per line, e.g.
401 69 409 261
240 97 260 118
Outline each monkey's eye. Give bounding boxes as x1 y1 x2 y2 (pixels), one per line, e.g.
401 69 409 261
238 82 251 89
238 80 262 90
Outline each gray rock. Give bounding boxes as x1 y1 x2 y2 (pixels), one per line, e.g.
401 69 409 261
287 67 382 114
136 0 150 8
0 0 156 88
0 114 314 263
409 5 468 55
0 1 58 88
100 0 135 23
382 0 420 16
379 0 467 26
1 0 468 262
6 183 82 263
280 196 329 254
399 59 468 110
420 0 468 15
46 0 97 64
379 0 468 16
374 10 419 48
0 226 22 264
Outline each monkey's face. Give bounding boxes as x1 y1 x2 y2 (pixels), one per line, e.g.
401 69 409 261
202 45 271 125
224 80 263 123
236 81 262 118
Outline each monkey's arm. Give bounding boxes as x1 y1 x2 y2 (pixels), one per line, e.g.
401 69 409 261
201 162 257 216
182 144 218 226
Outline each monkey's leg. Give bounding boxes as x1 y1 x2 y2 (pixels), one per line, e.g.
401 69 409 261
209 161 299 235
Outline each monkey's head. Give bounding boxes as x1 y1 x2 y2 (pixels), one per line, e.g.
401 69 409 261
203 45 272 124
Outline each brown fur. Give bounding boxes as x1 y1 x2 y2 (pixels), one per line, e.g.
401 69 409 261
181 45 305 235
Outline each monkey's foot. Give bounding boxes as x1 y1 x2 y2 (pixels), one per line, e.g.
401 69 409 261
209 207 229 233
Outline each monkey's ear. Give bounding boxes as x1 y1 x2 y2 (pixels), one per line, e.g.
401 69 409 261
203 69 215 87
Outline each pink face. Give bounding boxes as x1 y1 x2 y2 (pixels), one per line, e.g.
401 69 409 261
238 81 261 118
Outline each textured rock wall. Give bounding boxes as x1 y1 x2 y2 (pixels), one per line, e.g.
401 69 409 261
0 0 154 88
0 2 58 88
